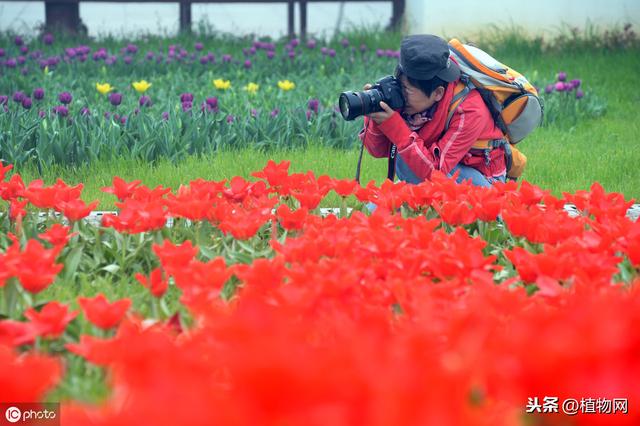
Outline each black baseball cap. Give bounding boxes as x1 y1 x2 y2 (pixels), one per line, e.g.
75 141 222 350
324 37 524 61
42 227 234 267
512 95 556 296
399 34 460 82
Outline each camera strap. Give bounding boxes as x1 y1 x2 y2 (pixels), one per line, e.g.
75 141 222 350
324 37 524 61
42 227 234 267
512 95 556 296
355 141 364 184
387 144 397 181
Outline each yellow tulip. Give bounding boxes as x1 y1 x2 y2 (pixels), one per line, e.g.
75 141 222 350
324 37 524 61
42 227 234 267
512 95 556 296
277 80 296 91
244 82 259 94
96 82 114 95
213 79 231 90
132 80 152 93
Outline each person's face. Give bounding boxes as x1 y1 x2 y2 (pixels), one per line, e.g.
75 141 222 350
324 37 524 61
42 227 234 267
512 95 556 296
399 75 445 115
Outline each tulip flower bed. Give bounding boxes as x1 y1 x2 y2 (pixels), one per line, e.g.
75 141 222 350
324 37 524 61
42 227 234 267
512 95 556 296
1 159 639 425
0 29 612 169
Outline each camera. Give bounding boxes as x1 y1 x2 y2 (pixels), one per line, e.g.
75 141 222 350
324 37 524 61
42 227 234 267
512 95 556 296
338 75 405 121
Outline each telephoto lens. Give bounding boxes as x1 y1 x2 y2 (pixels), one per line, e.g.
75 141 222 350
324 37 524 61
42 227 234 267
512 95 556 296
338 89 383 121
338 75 404 121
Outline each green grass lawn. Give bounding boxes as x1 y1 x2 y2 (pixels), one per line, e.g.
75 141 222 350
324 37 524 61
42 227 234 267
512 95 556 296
9 29 640 207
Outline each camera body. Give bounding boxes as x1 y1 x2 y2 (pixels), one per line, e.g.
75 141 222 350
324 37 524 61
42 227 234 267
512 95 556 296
338 75 405 121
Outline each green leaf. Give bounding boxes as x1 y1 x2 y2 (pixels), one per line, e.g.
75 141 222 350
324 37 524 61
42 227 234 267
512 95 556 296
63 246 84 280
101 264 121 274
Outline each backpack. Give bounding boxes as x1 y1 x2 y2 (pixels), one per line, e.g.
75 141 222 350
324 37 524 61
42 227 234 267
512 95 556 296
445 38 543 180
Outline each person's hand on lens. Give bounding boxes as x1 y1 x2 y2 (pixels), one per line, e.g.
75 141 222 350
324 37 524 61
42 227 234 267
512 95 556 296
363 84 396 125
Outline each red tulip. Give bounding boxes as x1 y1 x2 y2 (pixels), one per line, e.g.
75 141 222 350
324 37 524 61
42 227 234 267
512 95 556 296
0 345 62 402
78 294 131 330
135 268 168 298
24 301 78 338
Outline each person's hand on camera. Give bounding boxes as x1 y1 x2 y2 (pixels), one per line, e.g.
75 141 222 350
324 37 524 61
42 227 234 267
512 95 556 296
362 83 396 125
368 101 395 125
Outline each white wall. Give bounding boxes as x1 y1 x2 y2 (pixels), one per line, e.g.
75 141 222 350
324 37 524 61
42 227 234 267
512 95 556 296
405 0 640 38
2 1 639 39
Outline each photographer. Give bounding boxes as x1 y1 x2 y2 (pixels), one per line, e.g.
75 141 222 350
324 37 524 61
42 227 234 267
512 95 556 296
359 34 507 187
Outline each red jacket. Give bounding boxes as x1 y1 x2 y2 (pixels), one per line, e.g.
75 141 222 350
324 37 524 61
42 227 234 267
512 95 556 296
359 84 506 182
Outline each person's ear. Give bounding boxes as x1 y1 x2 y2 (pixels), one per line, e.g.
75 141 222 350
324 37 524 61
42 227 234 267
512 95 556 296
433 86 445 102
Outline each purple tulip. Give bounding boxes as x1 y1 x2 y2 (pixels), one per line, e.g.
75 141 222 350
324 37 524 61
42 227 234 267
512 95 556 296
206 97 218 109
250 108 258 118
328 49 336 58
249 46 257 55
21 97 32 110
0 95 8 105
104 112 111 119
20 46 29 54
120 116 127 125
305 110 312 121
307 98 319 114
306 39 317 49
43 33 54 45
270 108 280 118
557 72 567 82
199 56 209 65
290 38 300 48
14 36 23 46
6 58 17 68
145 51 155 60
288 50 296 59
123 56 133 65
575 89 584 99
207 52 215 62
340 38 349 48
58 91 72 104
180 93 194 103
554 82 566 92
126 43 138 54
195 42 204 51
38 110 46 118
12 91 25 103
267 51 275 60
162 111 169 121
320 47 328 55
17 56 26 65
226 114 234 123
244 59 252 69
109 92 122 106
181 102 192 112
80 106 91 116
33 87 45 100
544 84 554 94
570 79 581 88
20 67 29 76
114 113 120 121
53 105 69 117
376 48 384 57
139 95 152 107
